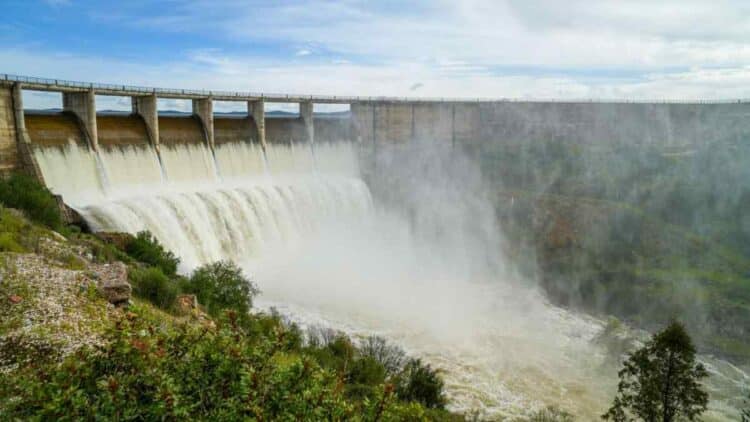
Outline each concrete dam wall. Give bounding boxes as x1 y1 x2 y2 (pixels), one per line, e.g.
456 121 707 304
1 76 750 205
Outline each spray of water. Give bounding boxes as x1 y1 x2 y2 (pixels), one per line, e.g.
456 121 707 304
32 133 747 419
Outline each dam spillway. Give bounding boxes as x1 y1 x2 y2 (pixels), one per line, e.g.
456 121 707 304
19 107 368 270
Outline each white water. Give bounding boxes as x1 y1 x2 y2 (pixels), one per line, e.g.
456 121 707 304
33 138 748 420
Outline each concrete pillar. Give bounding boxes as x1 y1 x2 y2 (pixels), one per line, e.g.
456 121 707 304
63 90 97 150
451 104 456 148
248 100 266 150
10 84 44 182
132 95 159 147
192 97 214 149
300 101 314 144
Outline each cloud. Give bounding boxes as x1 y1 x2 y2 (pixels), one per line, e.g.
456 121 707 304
5 1 750 106
124 0 750 69
6 47 750 110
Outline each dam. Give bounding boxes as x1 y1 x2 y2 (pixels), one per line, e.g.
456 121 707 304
3 74 750 184
1 74 749 419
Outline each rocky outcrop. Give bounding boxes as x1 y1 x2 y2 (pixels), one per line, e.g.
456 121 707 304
175 294 198 315
55 195 90 231
92 262 131 306
95 232 135 251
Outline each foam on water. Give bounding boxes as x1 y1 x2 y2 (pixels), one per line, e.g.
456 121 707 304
159 143 219 182
213 141 267 179
98 145 164 189
264 143 316 176
33 142 105 204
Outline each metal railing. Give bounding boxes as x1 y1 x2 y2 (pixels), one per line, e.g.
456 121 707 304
2 73 748 104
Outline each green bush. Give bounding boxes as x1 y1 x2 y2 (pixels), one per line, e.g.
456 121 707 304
0 307 352 420
0 301 455 420
346 356 387 400
183 261 259 318
360 335 406 376
129 267 179 309
125 231 179 276
0 232 24 253
0 207 46 253
529 406 574 421
0 173 62 230
305 331 355 375
396 358 447 409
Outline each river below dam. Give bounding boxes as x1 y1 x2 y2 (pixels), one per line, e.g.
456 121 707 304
32 138 749 420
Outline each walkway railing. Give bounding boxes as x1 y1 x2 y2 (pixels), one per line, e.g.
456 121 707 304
2 73 748 104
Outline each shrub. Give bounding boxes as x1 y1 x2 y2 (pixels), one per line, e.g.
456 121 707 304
360 335 406 376
183 261 258 318
529 406 574 421
307 326 341 348
129 267 179 309
0 232 24 253
0 307 353 420
125 231 179 276
0 207 46 253
346 356 387 400
0 173 62 230
396 358 446 409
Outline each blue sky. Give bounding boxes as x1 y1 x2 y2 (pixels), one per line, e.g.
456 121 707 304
3 0 750 110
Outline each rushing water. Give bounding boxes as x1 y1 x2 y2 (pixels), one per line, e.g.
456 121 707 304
33 138 748 420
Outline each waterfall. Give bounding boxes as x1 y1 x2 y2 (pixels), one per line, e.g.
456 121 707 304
98 145 165 188
80 179 372 271
159 143 219 183
33 141 105 204
33 139 370 272
213 141 266 179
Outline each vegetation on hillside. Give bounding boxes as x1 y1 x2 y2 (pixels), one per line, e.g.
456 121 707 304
125 230 180 276
475 135 750 363
0 179 461 420
0 173 62 231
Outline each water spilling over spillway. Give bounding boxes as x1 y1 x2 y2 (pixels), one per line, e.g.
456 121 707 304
31 130 748 420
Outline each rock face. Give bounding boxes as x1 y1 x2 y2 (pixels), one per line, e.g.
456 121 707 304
94 262 131 306
95 232 135 251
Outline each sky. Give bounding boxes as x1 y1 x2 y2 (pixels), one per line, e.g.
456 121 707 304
3 0 750 111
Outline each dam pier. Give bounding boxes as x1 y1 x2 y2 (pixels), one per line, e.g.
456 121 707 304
2 74 750 189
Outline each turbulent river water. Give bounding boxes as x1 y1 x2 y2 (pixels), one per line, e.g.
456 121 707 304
34 138 748 420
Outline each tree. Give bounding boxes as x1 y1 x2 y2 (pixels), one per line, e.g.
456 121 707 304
602 321 708 422
396 359 446 409
125 231 180 276
360 336 406 376
184 261 259 318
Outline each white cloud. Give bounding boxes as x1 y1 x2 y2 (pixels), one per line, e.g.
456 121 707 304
7 47 750 110
130 0 750 69
6 1 750 107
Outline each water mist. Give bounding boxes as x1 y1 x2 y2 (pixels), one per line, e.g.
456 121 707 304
32 132 747 419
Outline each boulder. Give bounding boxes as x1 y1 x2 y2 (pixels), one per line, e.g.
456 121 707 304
175 294 198 315
94 262 131 306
